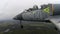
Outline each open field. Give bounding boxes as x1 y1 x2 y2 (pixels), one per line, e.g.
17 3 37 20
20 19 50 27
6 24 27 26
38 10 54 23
0 29 58 34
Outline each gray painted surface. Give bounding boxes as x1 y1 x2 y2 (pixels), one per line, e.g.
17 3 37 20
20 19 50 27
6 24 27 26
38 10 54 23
22 10 48 20
53 4 60 15
49 15 60 30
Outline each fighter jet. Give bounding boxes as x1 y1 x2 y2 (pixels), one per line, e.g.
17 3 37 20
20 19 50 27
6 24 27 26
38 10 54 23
13 4 60 32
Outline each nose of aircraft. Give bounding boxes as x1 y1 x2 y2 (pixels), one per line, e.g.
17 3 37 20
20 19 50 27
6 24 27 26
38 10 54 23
13 14 22 20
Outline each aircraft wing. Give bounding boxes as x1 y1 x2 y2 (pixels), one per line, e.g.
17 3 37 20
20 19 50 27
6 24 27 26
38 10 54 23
48 15 60 30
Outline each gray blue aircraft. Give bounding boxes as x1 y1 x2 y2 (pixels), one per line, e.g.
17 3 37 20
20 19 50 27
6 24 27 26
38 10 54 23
13 4 60 32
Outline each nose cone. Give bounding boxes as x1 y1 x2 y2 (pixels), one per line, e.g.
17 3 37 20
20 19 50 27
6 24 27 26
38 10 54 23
13 14 22 20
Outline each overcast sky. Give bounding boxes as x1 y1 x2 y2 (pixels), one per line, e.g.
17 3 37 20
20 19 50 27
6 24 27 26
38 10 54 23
0 0 60 20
